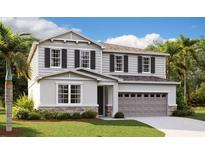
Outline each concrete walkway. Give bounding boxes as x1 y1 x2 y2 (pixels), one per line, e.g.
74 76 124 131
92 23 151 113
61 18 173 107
130 117 205 137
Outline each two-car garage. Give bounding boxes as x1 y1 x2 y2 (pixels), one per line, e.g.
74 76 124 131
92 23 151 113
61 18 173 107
118 92 168 117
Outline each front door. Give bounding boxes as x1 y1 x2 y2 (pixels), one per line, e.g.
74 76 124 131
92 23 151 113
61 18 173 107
97 86 104 115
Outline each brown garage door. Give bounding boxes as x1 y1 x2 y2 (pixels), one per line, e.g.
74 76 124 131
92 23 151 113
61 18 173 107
118 93 167 117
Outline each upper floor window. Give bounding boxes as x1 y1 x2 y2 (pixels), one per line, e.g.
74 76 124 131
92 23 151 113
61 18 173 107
51 49 61 67
115 55 123 72
143 57 150 73
80 50 90 68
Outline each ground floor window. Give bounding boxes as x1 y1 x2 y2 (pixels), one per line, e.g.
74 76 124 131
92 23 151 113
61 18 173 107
57 84 81 104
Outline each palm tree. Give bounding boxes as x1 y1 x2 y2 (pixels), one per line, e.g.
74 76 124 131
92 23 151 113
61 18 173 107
0 22 31 132
175 35 198 106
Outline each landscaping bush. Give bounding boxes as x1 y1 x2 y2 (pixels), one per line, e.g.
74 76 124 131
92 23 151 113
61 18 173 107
81 110 97 119
28 112 41 120
56 112 71 120
43 111 58 120
114 112 125 118
15 94 34 111
71 112 81 119
172 109 195 117
13 107 30 120
0 97 5 108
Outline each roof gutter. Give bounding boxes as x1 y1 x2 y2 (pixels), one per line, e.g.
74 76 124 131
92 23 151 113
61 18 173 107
120 81 180 85
103 50 170 56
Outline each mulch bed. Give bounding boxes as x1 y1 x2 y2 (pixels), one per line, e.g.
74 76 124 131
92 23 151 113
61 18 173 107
13 118 103 122
0 128 24 137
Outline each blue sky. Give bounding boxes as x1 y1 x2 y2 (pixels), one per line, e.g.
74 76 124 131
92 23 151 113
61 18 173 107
44 17 205 40
1 17 205 48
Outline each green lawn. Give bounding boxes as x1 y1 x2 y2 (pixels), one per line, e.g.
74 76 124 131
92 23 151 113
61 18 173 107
0 108 164 137
191 107 205 121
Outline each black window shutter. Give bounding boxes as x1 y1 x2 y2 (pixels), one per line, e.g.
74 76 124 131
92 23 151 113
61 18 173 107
151 57 155 73
90 50 96 69
45 48 50 68
138 56 142 73
74 50 80 68
62 49 67 68
110 54 115 72
124 55 128 72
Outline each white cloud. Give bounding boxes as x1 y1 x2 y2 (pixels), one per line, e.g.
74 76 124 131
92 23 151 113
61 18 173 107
106 33 175 49
0 17 81 40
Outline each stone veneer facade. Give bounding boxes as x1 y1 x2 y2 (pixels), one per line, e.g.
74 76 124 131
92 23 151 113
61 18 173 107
39 106 98 113
105 105 112 117
168 106 177 116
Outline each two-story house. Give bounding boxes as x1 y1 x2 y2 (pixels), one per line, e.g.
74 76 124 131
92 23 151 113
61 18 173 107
28 30 179 117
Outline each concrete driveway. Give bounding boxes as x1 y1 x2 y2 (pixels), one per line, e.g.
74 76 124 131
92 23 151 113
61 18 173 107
130 117 205 137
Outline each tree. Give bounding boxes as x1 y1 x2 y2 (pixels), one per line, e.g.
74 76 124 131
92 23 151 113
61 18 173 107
176 35 198 106
0 22 31 131
146 36 198 109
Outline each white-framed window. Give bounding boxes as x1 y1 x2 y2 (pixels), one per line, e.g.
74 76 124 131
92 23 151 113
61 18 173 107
80 50 90 68
58 85 69 104
51 49 61 67
70 85 81 104
115 55 123 72
57 84 81 104
142 57 150 73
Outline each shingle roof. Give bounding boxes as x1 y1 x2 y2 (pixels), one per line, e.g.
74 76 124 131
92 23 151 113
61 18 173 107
112 75 168 82
101 42 169 56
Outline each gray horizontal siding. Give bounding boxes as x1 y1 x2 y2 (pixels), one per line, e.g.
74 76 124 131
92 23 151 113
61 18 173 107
38 45 102 76
102 53 166 78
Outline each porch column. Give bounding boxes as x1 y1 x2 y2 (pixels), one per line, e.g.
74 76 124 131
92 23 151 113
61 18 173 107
112 83 118 117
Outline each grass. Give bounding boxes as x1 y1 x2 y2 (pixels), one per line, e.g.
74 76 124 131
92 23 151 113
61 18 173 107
191 107 205 121
0 108 164 137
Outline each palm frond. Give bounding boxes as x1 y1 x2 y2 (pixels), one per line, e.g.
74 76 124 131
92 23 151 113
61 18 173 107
11 52 31 79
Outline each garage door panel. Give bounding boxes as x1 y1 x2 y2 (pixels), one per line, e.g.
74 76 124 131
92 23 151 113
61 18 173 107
118 93 167 117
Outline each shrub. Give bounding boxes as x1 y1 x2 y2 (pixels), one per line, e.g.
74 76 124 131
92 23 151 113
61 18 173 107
81 110 97 119
71 112 81 119
114 112 125 118
28 112 41 120
0 97 5 108
13 107 30 120
56 112 71 120
172 109 195 117
43 112 58 120
15 94 34 111
176 86 188 110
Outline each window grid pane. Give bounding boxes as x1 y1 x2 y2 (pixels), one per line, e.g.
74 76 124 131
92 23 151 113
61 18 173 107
143 57 150 72
115 56 123 71
58 85 69 104
70 85 81 104
51 49 61 67
80 51 90 68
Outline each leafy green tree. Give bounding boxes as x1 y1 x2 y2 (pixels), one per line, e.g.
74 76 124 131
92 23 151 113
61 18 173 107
0 22 32 131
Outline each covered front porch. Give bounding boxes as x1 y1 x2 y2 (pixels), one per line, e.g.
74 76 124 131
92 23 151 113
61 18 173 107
97 82 118 117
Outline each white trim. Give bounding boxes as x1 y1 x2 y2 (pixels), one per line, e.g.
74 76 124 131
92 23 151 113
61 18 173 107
39 30 103 48
50 48 62 68
118 90 170 93
40 45 100 51
103 50 170 56
119 81 180 85
50 38 91 44
101 50 103 73
80 50 90 69
114 54 124 72
44 77 93 81
56 82 83 105
142 56 151 73
39 105 99 107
